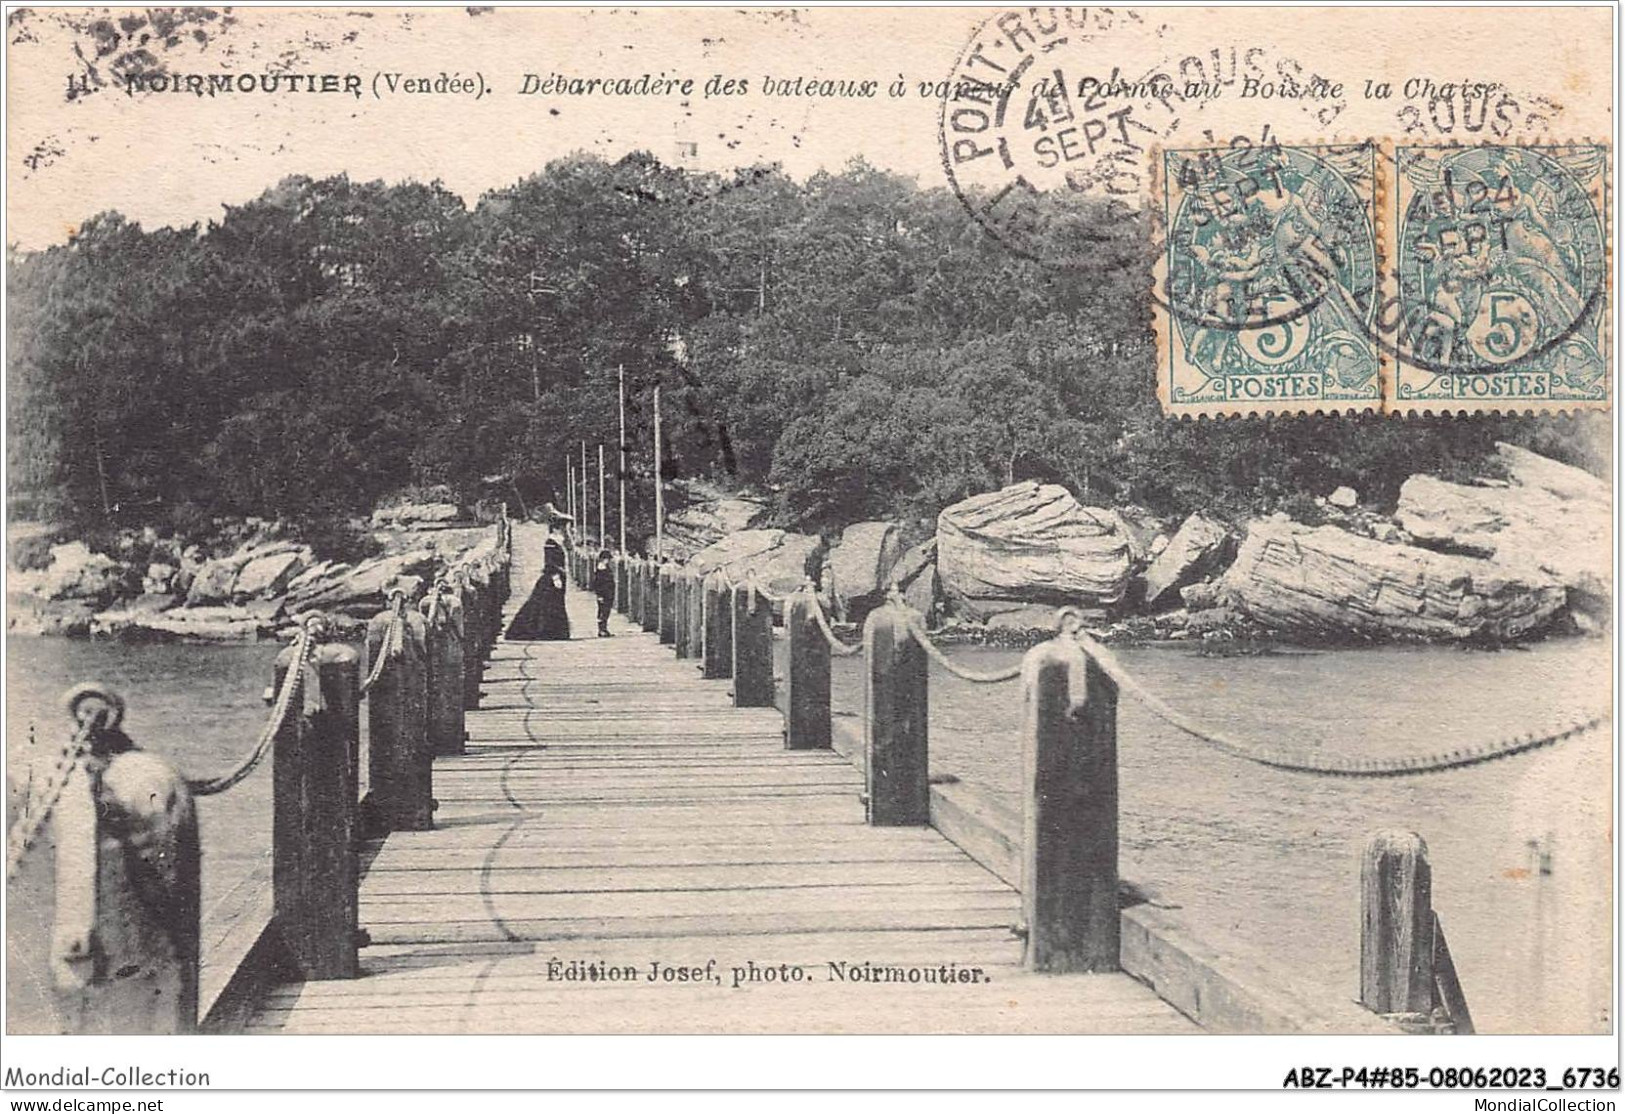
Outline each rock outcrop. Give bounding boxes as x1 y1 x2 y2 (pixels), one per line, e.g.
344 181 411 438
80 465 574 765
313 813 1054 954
936 482 1131 621
1140 513 1234 609
1396 443 1609 619
687 529 822 598
826 521 904 621
658 480 771 560
371 502 465 528
890 539 940 624
14 541 126 606
284 548 439 616
1221 520 1566 642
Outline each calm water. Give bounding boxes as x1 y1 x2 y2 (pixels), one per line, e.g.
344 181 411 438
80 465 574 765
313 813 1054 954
7 631 1612 1034
791 633 1613 1035
6 636 282 929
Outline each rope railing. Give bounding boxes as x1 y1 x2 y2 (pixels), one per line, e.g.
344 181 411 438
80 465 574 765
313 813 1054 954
186 617 319 797
798 580 863 657
1072 621 1609 779
358 591 408 697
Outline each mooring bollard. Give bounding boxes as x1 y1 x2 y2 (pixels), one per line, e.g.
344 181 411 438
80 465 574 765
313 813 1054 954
365 598 433 833
732 579 775 708
702 573 733 680
1021 632 1119 972
1361 831 1434 1018
659 564 678 644
786 589 832 750
25 686 203 1033
273 637 361 980
422 586 466 757
863 602 928 825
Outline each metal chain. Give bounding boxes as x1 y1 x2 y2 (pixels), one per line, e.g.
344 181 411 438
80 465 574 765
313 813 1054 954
4 705 105 882
187 619 317 796
904 613 1022 684
1072 628 1609 778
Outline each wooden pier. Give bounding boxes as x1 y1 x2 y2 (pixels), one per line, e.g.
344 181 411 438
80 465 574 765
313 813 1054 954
12 513 1492 1037
247 523 1193 1034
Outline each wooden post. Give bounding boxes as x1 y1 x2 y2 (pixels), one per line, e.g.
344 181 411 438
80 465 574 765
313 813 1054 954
732 580 775 708
423 588 466 757
365 603 433 832
786 591 832 750
702 574 732 680
457 572 483 710
659 564 677 645
863 602 928 825
641 562 660 633
1361 831 1434 1016
1021 637 1119 972
274 641 360 980
673 573 692 657
684 572 706 661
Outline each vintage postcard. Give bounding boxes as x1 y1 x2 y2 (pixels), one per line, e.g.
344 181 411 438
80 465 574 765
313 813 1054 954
2 2 1616 1094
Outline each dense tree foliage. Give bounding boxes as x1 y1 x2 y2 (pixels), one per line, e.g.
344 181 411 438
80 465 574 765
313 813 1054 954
7 154 1607 540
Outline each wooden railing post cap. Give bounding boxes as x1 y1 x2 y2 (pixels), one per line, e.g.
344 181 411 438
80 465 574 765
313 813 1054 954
1366 831 1429 858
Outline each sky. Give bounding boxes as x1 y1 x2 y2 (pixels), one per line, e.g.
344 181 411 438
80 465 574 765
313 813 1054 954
5 7 973 249
5 5 1610 251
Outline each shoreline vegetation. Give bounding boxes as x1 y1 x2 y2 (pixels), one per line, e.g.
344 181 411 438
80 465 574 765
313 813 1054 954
7 153 1610 648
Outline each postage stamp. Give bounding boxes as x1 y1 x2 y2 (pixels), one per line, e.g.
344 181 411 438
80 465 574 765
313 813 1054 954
1153 141 1382 416
1389 143 1611 411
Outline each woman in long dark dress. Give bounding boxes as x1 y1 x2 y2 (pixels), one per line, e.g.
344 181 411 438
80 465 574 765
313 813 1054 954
506 537 571 640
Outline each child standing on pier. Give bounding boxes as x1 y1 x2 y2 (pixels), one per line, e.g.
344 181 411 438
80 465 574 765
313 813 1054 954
592 549 615 637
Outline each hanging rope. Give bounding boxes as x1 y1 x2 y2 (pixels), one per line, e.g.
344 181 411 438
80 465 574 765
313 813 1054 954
186 617 319 797
1061 614 1609 778
358 591 407 697
903 611 1023 684
803 583 864 657
4 687 119 882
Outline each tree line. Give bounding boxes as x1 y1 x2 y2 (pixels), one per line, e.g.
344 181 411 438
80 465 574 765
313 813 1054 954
7 152 1604 546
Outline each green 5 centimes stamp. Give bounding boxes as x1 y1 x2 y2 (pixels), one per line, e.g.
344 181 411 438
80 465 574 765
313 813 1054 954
1154 142 1381 417
1392 144 1609 412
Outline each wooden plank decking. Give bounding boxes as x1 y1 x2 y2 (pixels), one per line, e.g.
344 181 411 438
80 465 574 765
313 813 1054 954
248 525 1195 1034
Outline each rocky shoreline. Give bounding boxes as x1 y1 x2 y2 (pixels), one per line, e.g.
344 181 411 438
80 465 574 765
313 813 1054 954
655 442 1608 650
7 444 1607 650
7 500 497 643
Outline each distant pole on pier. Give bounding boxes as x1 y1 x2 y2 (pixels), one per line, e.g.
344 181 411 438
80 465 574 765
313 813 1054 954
597 444 606 551
566 458 576 534
618 364 627 555
653 383 664 561
580 441 589 548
